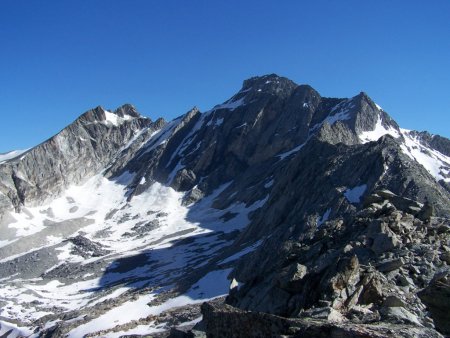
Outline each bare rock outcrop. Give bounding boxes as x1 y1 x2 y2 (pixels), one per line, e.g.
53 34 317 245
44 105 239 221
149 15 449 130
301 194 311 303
198 191 450 337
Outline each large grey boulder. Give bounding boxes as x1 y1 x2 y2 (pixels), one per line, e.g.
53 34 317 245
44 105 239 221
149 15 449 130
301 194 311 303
418 271 450 335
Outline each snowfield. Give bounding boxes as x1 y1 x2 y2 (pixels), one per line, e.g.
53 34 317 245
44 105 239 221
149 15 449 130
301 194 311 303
0 170 267 337
400 129 450 183
358 114 400 143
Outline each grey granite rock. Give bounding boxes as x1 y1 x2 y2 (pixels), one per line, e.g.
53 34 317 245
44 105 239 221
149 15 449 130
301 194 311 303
200 302 443 338
0 105 157 213
418 271 450 335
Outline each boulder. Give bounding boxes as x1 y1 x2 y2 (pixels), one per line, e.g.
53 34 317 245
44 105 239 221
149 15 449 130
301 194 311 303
417 201 434 222
380 306 422 326
377 258 404 273
418 271 450 335
359 277 383 305
371 233 399 255
382 295 407 308
276 263 308 292
301 306 345 322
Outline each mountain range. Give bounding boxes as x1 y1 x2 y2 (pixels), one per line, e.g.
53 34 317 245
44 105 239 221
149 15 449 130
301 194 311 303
0 74 449 338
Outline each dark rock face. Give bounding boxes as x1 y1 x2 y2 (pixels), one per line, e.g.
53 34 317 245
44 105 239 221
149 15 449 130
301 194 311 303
419 271 450 335
198 191 449 337
200 302 443 338
67 235 110 258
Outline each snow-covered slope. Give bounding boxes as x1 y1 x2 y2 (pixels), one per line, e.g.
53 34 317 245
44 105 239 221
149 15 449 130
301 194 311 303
358 114 400 143
0 149 28 164
400 129 450 183
0 168 267 337
356 108 449 184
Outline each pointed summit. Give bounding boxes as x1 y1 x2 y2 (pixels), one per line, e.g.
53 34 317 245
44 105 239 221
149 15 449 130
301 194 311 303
114 104 142 118
0 104 153 210
77 105 107 123
76 104 148 127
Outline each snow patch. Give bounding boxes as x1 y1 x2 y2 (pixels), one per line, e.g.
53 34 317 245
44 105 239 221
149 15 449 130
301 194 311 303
230 279 243 291
0 320 34 338
104 111 120 126
277 142 306 160
67 293 157 337
344 184 367 204
264 179 274 188
206 117 224 127
186 268 232 298
215 117 224 126
0 238 18 248
359 115 400 143
400 129 450 182
67 269 232 338
102 109 136 127
309 98 355 133
213 97 246 111
317 208 331 227
323 108 351 125
185 141 202 156
218 240 263 264
114 170 135 185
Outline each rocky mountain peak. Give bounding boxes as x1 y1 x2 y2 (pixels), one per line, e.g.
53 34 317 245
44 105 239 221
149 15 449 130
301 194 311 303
184 106 201 119
114 103 142 118
0 103 153 211
153 116 167 129
353 91 387 115
77 104 147 126
212 75 400 148
77 105 107 123
240 73 298 97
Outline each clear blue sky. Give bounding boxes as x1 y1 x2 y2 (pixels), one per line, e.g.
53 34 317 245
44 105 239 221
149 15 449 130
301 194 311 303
1 0 449 152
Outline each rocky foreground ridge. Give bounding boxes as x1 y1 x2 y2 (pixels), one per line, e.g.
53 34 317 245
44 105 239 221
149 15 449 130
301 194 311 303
0 74 449 337
191 190 450 338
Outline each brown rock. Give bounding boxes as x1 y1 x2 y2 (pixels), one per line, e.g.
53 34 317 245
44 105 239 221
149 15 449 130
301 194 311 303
360 278 383 305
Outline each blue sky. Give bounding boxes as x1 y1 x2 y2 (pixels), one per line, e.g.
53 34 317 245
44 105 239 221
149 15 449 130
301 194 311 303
1 0 449 152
